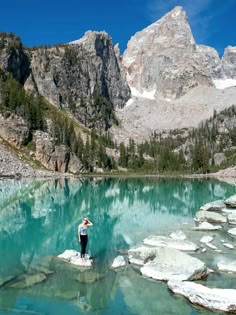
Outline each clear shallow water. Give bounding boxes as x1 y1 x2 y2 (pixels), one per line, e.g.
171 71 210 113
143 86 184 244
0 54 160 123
0 177 236 315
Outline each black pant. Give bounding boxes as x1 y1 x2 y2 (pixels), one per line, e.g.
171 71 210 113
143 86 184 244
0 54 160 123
80 234 88 258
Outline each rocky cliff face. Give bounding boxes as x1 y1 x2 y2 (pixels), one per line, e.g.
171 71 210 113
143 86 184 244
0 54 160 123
222 46 236 79
122 6 213 101
25 31 130 110
0 33 30 84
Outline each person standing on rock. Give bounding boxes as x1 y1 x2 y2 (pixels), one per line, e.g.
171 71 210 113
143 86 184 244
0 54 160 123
78 217 93 260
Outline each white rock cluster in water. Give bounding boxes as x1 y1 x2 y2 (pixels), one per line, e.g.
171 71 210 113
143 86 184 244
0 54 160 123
127 192 236 313
58 249 92 268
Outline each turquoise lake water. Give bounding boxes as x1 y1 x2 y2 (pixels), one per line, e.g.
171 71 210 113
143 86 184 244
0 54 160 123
0 177 236 315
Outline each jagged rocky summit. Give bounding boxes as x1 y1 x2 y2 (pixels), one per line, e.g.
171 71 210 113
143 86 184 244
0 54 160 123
122 6 236 101
113 6 236 143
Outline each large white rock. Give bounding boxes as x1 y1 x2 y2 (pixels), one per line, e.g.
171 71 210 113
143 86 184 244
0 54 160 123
170 230 187 240
228 227 236 236
200 200 225 212
225 195 236 208
200 236 213 243
143 235 199 251
140 247 208 281
194 210 227 223
128 246 160 266
58 249 78 260
111 256 126 269
228 213 236 225
217 260 236 273
57 250 92 268
192 222 222 231
70 256 92 268
168 280 236 313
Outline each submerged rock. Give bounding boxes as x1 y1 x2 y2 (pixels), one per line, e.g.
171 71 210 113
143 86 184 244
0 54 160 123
228 227 236 236
217 260 236 273
194 210 227 224
0 275 16 287
168 280 236 313
169 230 187 240
225 195 236 208
111 256 126 269
10 273 47 289
143 236 199 251
200 200 225 212
140 247 208 281
76 272 104 284
200 236 214 243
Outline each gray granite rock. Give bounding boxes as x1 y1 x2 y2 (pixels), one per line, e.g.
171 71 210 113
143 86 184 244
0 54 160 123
192 222 222 231
194 210 227 224
170 230 187 240
225 195 236 208
140 247 208 281
228 227 236 236
217 260 236 273
168 280 236 313
143 236 199 251
200 200 225 212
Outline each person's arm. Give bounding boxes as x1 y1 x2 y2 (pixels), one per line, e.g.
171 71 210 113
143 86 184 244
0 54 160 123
86 218 93 226
78 225 81 242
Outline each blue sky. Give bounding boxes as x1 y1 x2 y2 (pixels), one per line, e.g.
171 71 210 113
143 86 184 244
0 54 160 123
0 0 235 55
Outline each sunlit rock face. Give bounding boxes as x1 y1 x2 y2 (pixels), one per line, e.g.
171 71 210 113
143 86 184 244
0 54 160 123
122 6 213 101
222 46 236 79
25 31 130 110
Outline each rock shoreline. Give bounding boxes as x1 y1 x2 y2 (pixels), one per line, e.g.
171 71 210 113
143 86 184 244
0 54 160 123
126 194 236 313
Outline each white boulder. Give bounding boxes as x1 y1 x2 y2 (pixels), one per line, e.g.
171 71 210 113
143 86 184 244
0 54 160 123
200 236 213 243
58 249 78 260
143 236 199 251
111 256 126 269
168 280 236 313
225 195 236 208
200 200 225 212
57 250 92 268
228 227 236 236
194 210 227 224
192 222 222 231
140 247 208 281
170 230 187 240
228 213 236 225
70 256 92 268
217 260 236 273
